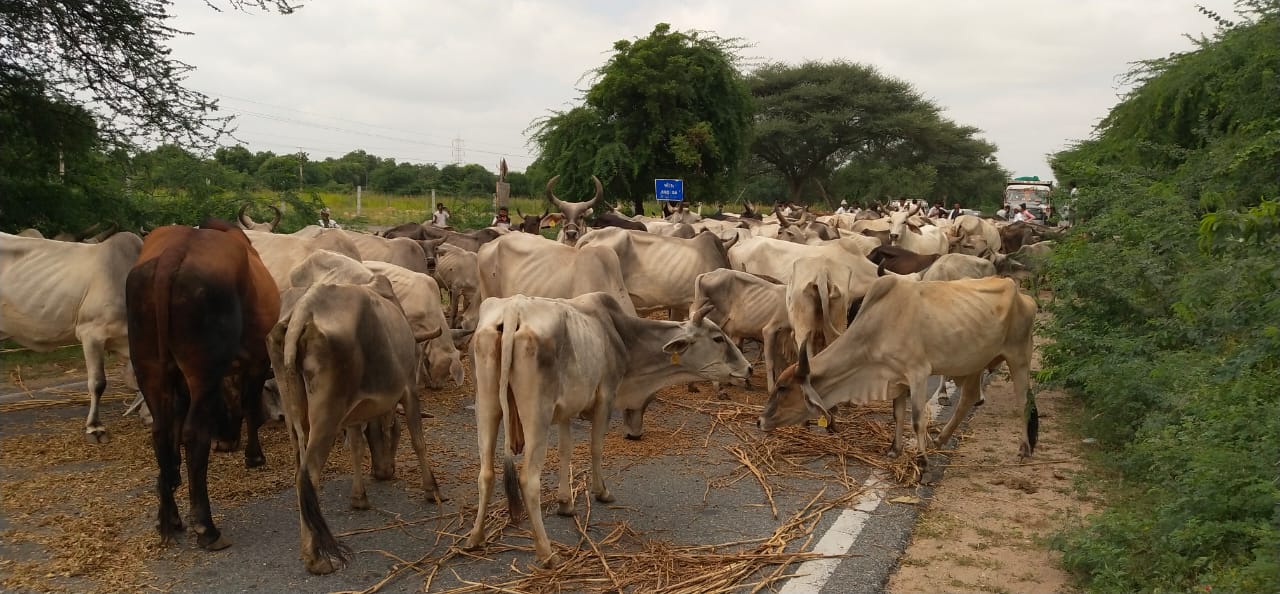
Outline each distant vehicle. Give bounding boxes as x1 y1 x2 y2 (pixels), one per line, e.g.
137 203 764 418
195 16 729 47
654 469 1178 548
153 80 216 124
1004 177 1054 220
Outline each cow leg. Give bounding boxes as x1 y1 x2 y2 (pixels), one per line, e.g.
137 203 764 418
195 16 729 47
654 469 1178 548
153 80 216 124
144 376 185 545
1010 353 1036 459
463 382 501 551
183 386 230 551
555 419 575 516
519 424 559 567
240 363 270 468
81 337 110 443
762 330 776 395
589 401 614 504
622 394 656 440
910 378 933 467
347 424 371 510
934 374 983 449
296 418 347 575
447 288 460 328
887 392 908 458
400 390 441 504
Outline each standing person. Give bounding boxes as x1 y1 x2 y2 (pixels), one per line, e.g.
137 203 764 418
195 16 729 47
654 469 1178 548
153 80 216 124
431 203 451 228
996 203 1009 220
491 207 512 229
948 202 963 220
927 202 943 218
835 200 850 215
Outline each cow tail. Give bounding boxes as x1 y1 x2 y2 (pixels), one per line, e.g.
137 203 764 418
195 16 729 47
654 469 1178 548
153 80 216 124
282 295 313 370
297 467 350 570
1024 388 1039 456
497 303 525 524
151 245 187 367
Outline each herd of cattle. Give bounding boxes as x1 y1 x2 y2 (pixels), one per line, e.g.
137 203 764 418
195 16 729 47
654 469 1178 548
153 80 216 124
0 178 1059 573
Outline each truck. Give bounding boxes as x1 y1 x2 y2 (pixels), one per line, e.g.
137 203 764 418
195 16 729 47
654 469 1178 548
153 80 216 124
1004 176 1054 220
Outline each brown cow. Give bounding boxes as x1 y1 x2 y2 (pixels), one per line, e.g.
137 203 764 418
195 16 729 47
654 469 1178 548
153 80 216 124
867 245 941 276
125 220 280 551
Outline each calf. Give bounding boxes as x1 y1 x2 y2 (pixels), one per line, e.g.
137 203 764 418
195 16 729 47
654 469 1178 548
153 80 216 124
463 293 751 567
125 221 279 551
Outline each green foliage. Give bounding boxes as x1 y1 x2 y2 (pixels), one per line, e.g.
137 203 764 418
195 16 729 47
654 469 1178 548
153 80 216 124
530 23 754 212
748 60 1007 207
1044 3 1280 591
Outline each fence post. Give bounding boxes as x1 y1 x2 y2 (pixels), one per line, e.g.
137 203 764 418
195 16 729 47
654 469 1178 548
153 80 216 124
430 189 436 216
356 185 363 216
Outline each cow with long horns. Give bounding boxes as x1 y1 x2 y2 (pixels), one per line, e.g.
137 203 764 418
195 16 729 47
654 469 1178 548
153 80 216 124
236 203 283 232
546 175 602 246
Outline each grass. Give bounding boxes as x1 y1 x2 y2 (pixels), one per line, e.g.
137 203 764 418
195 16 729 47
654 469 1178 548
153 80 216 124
0 340 86 383
281 190 554 230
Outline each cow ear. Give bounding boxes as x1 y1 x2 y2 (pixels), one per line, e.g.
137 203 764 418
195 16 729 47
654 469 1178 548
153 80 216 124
451 328 475 350
796 343 810 377
662 337 691 355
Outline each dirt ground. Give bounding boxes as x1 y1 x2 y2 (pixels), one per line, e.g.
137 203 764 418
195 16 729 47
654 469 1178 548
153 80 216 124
887 325 1096 594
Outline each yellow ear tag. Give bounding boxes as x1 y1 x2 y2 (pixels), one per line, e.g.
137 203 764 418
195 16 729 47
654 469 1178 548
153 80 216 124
670 352 680 365
816 416 829 428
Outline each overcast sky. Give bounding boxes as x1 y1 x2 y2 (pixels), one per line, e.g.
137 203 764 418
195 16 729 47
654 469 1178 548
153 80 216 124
167 0 1237 184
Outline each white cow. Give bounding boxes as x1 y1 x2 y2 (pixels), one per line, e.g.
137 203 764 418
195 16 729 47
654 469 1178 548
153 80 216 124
0 231 143 442
787 255 878 355
463 293 751 567
245 230 364 291
728 235 878 284
576 227 734 316
434 243 479 330
476 232 637 316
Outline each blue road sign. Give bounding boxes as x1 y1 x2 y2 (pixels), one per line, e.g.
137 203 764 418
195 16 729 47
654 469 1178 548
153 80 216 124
655 179 684 202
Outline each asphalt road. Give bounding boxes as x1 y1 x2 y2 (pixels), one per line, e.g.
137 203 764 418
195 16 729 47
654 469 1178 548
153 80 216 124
0 370 955 593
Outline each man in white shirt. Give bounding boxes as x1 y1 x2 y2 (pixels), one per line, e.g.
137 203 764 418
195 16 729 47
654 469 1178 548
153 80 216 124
431 203 451 228
317 208 341 229
835 200 849 214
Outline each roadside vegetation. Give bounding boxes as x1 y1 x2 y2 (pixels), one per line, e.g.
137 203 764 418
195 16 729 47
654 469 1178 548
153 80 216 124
1042 2 1279 591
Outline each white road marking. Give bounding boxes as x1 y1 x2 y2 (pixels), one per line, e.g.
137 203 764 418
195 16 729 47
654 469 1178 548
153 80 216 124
777 376 951 594
777 473 887 594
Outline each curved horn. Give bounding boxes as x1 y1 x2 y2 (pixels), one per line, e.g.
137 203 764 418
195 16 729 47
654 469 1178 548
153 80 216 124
88 221 119 243
76 221 102 241
238 203 255 228
268 205 282 229
545 175 566 209
584 176 603 209
690 303 714 324
421 326 443 341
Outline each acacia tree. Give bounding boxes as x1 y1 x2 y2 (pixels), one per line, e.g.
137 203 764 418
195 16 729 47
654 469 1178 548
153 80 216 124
530 23 754 214
748 60 1005 207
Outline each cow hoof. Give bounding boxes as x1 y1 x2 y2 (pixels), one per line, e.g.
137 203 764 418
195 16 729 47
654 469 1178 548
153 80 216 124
245 454 265 469
975 398 986 407
686 382 700 393
556 501 575 517
305 556 339 576
463 531 486 551
885 447 901 459
624 433 643 441
199 533 232 551
716 391 730 401
85 427 111 444
350 496 371 510
914 453 929 469
937 395 951 406
594 490 615 504
538 553 564 569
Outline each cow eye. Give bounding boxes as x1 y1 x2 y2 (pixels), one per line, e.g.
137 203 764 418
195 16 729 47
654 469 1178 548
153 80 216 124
713 335 725 344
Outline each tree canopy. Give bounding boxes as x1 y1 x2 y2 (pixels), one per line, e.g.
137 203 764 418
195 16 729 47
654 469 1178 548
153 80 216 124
530 23 754 213
748 60 1006 208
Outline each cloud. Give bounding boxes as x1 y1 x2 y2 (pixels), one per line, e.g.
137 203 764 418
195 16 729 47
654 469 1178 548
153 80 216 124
167 0 1237 180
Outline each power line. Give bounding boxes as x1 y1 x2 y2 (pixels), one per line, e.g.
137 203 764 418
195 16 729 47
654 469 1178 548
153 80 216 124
204 90 535 156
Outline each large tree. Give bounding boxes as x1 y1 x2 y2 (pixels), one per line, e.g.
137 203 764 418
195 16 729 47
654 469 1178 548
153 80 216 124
530 23 754 214
748 60 1005 207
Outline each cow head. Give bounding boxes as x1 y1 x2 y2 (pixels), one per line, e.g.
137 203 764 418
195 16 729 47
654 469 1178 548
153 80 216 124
758 344 832 432
546 174 602 246
514 208 546 234
237 203 282 232
664 304 753 385
364 413 401 480
421 329 471 389
414 237 447 274
887 204 921 246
